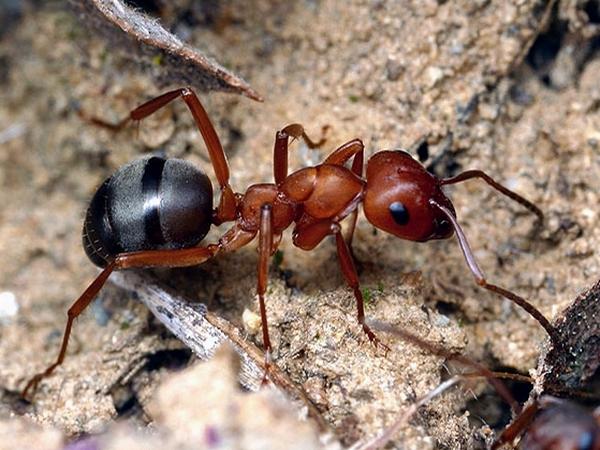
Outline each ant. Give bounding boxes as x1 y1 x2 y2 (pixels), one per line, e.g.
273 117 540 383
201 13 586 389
22 87 556 399
494 397 600 449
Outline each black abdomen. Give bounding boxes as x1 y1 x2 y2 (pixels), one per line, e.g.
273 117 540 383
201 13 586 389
83 157 214 267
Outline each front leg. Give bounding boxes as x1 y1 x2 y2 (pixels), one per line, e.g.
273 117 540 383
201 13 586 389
256 203 279 383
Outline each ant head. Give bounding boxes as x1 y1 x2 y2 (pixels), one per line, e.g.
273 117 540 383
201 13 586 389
519 398 600 450
363 150 456 242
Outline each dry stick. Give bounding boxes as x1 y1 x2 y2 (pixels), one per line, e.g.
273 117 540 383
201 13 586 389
354 375 464 450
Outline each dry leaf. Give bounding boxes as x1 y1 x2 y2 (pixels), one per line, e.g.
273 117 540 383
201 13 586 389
70 0 262 101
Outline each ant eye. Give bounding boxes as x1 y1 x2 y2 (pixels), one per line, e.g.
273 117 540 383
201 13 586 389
577 431 595 450
389 201 409 225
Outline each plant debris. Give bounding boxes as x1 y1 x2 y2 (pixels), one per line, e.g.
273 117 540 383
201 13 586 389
70 0 262 101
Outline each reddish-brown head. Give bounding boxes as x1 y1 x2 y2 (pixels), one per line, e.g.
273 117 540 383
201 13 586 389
363 150 456 242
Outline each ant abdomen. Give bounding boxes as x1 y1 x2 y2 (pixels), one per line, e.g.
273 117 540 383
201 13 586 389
83 156 214 268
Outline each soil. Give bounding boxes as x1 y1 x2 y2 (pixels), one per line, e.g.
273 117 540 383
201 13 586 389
1 1 600 449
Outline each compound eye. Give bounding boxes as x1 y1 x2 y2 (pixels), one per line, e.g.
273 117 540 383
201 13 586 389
577 431 595 450
389 201 410 226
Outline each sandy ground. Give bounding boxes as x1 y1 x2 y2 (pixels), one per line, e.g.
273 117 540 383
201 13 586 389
1 0 600 449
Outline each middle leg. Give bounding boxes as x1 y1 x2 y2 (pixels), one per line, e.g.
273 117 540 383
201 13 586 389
334 224 389 352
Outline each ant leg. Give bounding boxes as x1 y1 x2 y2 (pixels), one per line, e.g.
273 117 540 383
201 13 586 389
257 204 276 383
322 138 364 169
273 129 290 186
88 88 237 223
115 244 221 269
121 209 277 383
273 123 328 185
492 401 540 449
334 140 365 255
333 224 390 353
22 229 257 399
430 199 561 349
321 139 365 261
274 124 362 184
131 88 237 223
440 170 544 224
115 223 259 270
21 247 222 399
21 261 118 399
81 88 236 221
